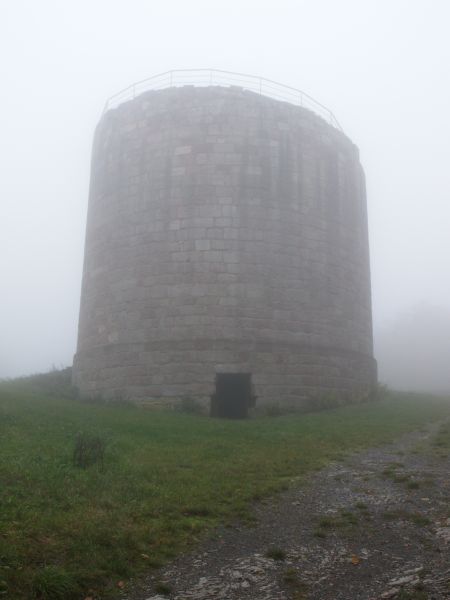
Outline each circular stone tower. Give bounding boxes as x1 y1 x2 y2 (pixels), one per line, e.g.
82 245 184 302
73 74 377 412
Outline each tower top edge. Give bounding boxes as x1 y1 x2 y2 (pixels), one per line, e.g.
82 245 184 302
102 68 343 132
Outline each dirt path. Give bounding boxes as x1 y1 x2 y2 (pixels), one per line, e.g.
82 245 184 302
126 422 450 600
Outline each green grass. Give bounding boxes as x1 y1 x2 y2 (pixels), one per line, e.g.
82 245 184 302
315 509 360 537
0 380 449 599
153 581 172 596
397 590 428 600
265 546 287 561
411 418 450 458
431 421 450 454
407 480 421 489
381 510 431 526
281 567 309 597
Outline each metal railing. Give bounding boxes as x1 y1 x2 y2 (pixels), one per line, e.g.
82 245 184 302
102 69 343 131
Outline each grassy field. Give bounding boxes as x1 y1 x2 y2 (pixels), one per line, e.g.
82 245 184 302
0 379 449 599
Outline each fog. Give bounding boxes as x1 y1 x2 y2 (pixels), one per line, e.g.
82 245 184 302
1 0 449 391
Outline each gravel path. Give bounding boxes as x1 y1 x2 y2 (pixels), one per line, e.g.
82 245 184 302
126 422 450 600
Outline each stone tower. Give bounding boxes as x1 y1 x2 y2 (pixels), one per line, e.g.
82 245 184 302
73 73 377 414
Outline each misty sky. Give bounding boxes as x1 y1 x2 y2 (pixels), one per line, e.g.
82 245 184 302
1 1 449 390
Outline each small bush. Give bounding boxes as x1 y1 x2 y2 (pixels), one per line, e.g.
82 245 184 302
73 432 105 469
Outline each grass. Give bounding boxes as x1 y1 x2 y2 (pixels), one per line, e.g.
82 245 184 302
412 418 450 458
397 590 428 600
313 528 327 538
0 379 449 599
381 510 431 526
407 480 421 489
281 567 308 598
431 421 450 456
265 547 287 561
154 581 172 596
282 567 298 584
381 462 423 487
381 463 406 480
315 509 360 537
318 515 337 529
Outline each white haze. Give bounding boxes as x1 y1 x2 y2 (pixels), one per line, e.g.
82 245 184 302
1 0 449 392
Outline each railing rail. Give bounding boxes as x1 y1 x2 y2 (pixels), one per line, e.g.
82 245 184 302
102 69 343 131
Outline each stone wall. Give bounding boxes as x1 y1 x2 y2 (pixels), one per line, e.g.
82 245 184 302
73 85 377 407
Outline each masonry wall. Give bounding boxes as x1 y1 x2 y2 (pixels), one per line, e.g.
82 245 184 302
73 85 377 407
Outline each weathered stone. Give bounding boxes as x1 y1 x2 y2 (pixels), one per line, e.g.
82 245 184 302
73 85 377 407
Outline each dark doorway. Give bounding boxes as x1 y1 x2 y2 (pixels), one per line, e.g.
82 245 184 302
211 373 253 419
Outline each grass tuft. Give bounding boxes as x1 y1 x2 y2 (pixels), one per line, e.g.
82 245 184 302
265 547 287 561
381 510 431 526
154 581 172 596
316 509 359 533
281 568 308 598
407 480 420 490
318 516 336 529
73 432 105 469
32 566 79 600
313 528 327 538
397 590 428 600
